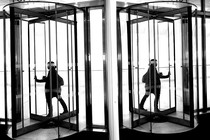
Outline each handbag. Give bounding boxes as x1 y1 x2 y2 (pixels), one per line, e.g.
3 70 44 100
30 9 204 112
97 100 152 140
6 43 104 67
58 74 64 86
142 71 148 83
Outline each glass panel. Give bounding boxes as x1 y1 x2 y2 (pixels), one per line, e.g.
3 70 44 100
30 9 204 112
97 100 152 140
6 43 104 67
3 17 12 135
30 22 47 116
4 17 12 124
119 12 130 128
173 19 182 114
90 8 105 126
21 20 30 128
182 18 190 115
0 19 5 121
9 18 29 130
157 22 175 111
206 19 210 108
76 12 86 130
192 16 199 113
206 0 210 11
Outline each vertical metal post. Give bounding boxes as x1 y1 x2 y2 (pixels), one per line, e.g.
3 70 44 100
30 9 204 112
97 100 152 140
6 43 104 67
104 0 119 139
153 18 157 113
66 10 71 126
168 23 172 108
187 6 194 127
195 9 200 116
173 21 177 109
48 17 53 118
44 23 47 76
147 4 152 132
19 18 24 128
3 9 8 130
103 6 109 130
131 21 134 125
157 22 160 72
136 12 140 124
44 23 47 114
181 15 185 119
70 23 74 119
54 4 60 137
157 22 160 108
201 0 207 112
117 11 123 128
74 8 79 130
127 9 133 128
10 6 17 138
84 7 92 130
33 23 37 114
28 23 32 116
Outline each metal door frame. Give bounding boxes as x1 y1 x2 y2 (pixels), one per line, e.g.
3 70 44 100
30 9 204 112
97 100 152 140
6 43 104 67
84 7 109 131
4 2 81 137
120 5 196 129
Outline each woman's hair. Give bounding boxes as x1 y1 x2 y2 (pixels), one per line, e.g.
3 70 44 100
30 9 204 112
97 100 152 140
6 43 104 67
47 61 57 68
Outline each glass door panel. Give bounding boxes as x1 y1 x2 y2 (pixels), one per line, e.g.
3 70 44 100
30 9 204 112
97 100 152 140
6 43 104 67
29 22 47 116
90 9 105 127
205 19 210 108
157 22 175 111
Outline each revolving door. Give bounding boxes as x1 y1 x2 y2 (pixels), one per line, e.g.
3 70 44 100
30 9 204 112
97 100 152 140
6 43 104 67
3 2 82 138
119 1 198 131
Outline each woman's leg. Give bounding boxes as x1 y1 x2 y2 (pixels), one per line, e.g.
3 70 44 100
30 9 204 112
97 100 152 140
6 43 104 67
139 91 149 110
58 97 68 114
45 92 53 117
54 92 68 114
154 88 161 112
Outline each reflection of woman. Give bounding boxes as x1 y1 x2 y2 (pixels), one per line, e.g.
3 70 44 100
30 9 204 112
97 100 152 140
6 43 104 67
35 61 68 117
140 59 170 112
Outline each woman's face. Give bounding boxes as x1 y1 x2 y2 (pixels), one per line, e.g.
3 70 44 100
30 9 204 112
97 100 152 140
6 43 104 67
47 63 54 69
151 61 157 67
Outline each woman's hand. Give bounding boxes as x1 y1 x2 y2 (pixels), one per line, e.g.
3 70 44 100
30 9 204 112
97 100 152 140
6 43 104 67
34 75 37 81
168 71 171 76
